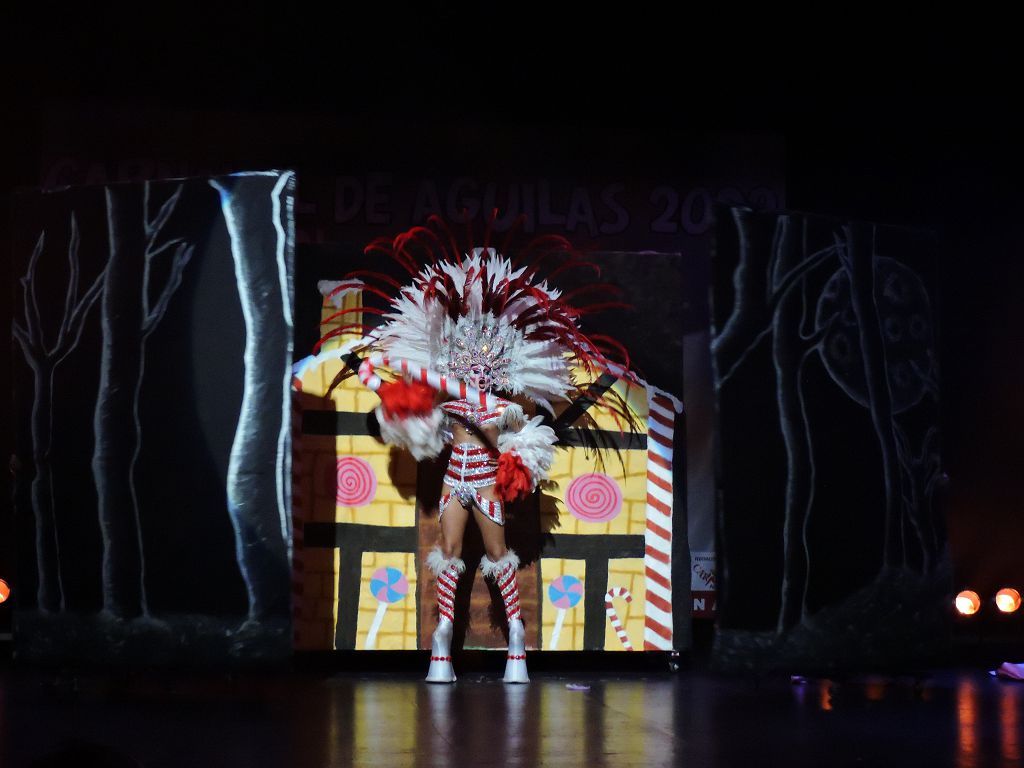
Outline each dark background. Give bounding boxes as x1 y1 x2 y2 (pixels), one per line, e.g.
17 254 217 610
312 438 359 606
3 10 1021 644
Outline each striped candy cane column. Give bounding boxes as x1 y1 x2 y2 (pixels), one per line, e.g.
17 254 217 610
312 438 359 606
605 587 634 651
643 388 682 651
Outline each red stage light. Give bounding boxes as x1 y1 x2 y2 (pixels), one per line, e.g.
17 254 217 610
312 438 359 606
0 579 9 604
995 588 1021 614
955 590 981 616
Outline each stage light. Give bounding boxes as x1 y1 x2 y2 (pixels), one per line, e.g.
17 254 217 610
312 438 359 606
0 579 9 603
995 588 1021 614
955 590 981 616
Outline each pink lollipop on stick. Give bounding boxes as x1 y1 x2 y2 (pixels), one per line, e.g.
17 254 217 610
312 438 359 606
605 587 634 651
365 566 409 650
547 575 584 650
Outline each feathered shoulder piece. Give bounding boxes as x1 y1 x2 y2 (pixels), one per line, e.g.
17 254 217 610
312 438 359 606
317 216 632 411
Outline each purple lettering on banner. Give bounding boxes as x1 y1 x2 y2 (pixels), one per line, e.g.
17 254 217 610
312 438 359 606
366 173 392 225
520 183 536 233
482 183 524 232
538 180 566 227
650 186 679 233
446 177 479 222
566 185 598 236
412 180 442 223
599 183 629 235
334 176 364 223
681 187 713 235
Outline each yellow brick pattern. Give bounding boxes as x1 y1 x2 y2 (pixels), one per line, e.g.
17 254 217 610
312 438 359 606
542 448 648 536
539 558 587 651
355 552 419 650
330 435 417 527
605 558 646 651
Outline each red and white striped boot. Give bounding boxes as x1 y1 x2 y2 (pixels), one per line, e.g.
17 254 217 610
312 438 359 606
425 548 465 683
481 550 529 683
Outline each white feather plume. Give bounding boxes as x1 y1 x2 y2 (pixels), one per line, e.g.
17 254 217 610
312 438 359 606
375 407 445 461
499 402 525 431
498 416 557 486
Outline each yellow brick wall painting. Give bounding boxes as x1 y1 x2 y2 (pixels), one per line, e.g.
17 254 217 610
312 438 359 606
305 435 417 527
605 558 646 651
540 558 587 651
331 436 417 527
544 446 648 537
355 552 419 650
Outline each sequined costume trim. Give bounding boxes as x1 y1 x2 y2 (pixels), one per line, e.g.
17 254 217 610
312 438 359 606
440 491 504 526
440 398 510 427
440 443 504 525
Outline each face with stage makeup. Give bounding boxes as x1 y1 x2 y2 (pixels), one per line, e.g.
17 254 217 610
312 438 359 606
469 362 494 392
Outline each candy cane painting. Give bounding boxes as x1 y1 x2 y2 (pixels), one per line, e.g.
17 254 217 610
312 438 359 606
605 587 634 651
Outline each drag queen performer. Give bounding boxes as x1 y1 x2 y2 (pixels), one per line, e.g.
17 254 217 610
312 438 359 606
318 221 631 683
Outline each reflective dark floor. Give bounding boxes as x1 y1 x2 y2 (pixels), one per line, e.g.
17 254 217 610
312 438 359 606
2 663 1023 767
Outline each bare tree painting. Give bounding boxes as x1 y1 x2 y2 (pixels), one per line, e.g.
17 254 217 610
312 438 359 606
712 210 840 631
12 172 295 663
210 172 295 623
91 182 194 619
12 216 106 612
711 207 945 669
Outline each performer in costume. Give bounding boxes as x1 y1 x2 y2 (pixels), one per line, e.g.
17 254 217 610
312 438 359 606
317 219 632 683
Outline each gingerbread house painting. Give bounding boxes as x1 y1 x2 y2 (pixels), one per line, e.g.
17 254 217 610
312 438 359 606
291 264 686 653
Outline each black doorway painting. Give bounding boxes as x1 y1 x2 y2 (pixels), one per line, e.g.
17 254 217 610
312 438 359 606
10 171 295 663
710 207 949 672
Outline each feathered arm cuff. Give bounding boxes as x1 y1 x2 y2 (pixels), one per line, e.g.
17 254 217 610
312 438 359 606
496 416 557 501
376 407 444 460
498 402 526 432
374 379 444 460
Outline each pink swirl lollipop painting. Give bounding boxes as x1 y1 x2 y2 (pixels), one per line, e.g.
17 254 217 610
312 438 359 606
335 456 377 507
565 473 622 523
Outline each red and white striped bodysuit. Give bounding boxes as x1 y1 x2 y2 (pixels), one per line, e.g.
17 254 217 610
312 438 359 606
439 398 513 525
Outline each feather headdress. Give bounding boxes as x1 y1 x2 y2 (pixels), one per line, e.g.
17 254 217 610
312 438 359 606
317 217 632 412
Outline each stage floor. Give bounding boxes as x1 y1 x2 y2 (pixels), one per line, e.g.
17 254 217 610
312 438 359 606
2 665 1021 767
